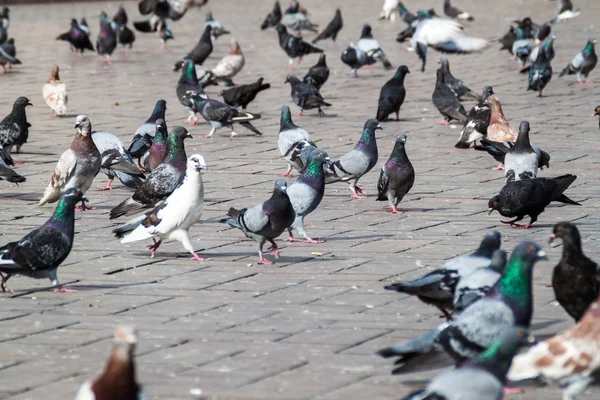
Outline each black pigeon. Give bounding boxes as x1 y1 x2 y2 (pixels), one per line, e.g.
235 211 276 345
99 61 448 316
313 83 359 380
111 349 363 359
488 174 581 229
455 86 494 149
550 222 600 322
0 188 85 293
117 24 135 50
219 78 271 111
261 1 282 30
284 75 331 117
112 4 128 26
528 43 553 97
176 59 205 125
57 18 95 53
173 25 212 71
439 58 481 101
444 0 474 20
341 44 376 77
97 18 117 64
559 38 597 84
376 133 414 214
302 54 329 90
128 100 167 163
221 179 295 265
376 65 409 121
514 17 537 40
432 69 467 124
79 17 90 35
312 8 343 44
536 22 551 44
0 96 32 157
276 24 323 70
499 26 516 53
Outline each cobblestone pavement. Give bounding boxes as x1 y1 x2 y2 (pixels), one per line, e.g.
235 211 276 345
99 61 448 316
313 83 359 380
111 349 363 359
0 0 599 399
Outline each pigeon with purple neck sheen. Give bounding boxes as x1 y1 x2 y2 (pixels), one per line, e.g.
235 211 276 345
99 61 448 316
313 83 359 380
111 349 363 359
56 18 95 53
128 99 167 162
221 179 295 265
0 96 32 157
75 326 146 400
110 127 191 220
97 16 117 64
325 119 381 199
278 105 317 177
376 133 414 214
39 115 101 211
285 147 330 244
92 131 145 191
142 118 168 173
0 188 86 293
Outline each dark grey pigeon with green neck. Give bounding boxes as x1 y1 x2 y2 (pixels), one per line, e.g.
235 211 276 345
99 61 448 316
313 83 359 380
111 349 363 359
128 99 167 159
326 119 381 198
402 327 530 400
110 127 191 219
286 147 330 244
376 133 414 214
504 121 537 183
278 105 316 177
560 38 597 83
176 59 205 125
0 96 32 156
0 188 86 293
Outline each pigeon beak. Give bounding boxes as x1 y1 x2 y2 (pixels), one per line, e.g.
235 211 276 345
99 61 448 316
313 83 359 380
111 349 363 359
27 102 33 106
549 233 556 245
536 250 548 260
74 123 80 129
376 124 383 130
526 333 536 344
186 134 193 139
487 208 494 215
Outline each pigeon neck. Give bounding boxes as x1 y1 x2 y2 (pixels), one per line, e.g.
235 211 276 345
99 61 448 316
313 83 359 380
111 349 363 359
9 105 28 125
280 110 296 131
584 41 595 56
471 341 516 382
560 232 585 259
488 258 533 325
91 347 138 400
154 128 167 144
148 103 166 123
165 136 187 167
301 159 325 188
489 101 504 122
72 131 99 155
514 127 532 152
182 62 198 83
387 142 408 166
47 198 75 236
356 129 377 155
393 70 407 83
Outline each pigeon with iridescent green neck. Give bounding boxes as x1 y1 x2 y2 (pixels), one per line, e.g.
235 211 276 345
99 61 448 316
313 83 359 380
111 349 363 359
128 99 167 163
278 105 316 177
559 38 597 84
0 188 86 293
376 133 414 214
176 59 205 125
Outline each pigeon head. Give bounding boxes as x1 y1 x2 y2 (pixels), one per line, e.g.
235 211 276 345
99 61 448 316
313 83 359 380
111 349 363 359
280 105 296 129
305 146 330 165
188 154 207 172
171 126 192 141
521 17 532 28
549 221 581 249
438 57 450 71
317 54 327 66
181 59 198 81
364 119 383 132
490 249 508 273
537 23 551 41
473 231 502 258
150 100 167 121
205 11 214 22
229 38 242 55
99 10 108 22
488 195 502 215
481 86 494 100
70 18 78 27
14 96 33 109
284 75 300 84
394 65 410 79
397 133 407 144
593 105 600 116
61 188 87 205
74 115 91 135
473 326 533 380
360 24 372 39
7 37 14 45
274 178 288 193
49 64 60 82
112 325 138 359
584 38 597 54
388 134 409 164
155 118 166 131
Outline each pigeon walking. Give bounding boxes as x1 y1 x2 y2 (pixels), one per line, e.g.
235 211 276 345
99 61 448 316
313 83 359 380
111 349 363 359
478 139 550 174
222 179 295 264
276 24 323 70
326 119 381 199
128 99 167 164
176 59 205 125
39 115 101 211
559 38 597 84
278 105 316 177
432 69 467 125
56 18 95 54
341 44 376 77
528 42 553 97
0 96 32 157
357 24 392 70
455 86 494 148
0 188 86 293
376 133 414 214
439 58 480 101
302 54 329 90
201 37 245 86
97 17 117 64
280 2 317 33
312 8 342 44
485 94 517 147
42 65 68 118
173 25 212 71
92 131 145 191
220 78 270 111
284 74 331 116
376 65 409 121
115 154 209 261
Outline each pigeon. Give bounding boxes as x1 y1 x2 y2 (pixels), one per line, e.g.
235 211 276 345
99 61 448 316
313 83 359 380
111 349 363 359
115 154 209 261
142 118 168 173
204 11 230 41
550 0 581 24
42 65 68 118
396 2 416 25
0 96 32 157
312 8 342 44
444 0 474 21
110 126 191 220
455 86 494 149
278 105 317 177
0 188 86 293
513 17 538 40
325 119 381 199
384 231 501 320
501 121 538 183
39 115 101 211
485 95 517 145
527 42 553 97
379 241 546 370
157 24 174 48
276 24 323 70
453 249 507 312
477 139 550 173
221 179 295 264
75 326 145 400
0 7 8 29
284 74 331 117
560 38 597 84
285 147 330 244
550 222 600 322
432 69 468 125
357 24 392 70
128 99 167 162
439 58 481 101
260 1 282 30
379 0 398 21
97 17 117 64
176 59 205 125
56 18 95 53
302 54 329 90
183 92 262 138
508 294 600 400
117 24 136 50
173 25 212 71
376 133 414 214
92 131 145 191
220 78 270 111
200 37 245 86
403 327 530 400
79 17 90 36
0 38 21 72
499 26 516 53
376 65 409 122
520 35 555 73
341 44 376 77
535 22 552 45
488 174 581 229
280 3 317 33
594 105 600 129
0 146 24 183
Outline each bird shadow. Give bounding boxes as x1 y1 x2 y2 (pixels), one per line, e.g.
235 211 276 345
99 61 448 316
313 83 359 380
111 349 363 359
8 280 157 296
325 234 394 241
531 319 564 333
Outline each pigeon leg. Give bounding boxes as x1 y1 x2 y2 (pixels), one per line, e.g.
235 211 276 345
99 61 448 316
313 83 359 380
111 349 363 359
386 205 404 214
396 112 400 121
190 251 212 261
0 273 11 293
503 387 523 395
302 235 325 244
267 239 280 259
258 249 273 265
537 89 543 98
436 119 450 125
105 55 112 65
347 69 358 78
184 111 195 124
365 65 372 70
500 216 524 226
317 107 326 117
297 57 303 65
204 128 216 139
295 109 304 117
288 58 294 71
76 201 96 211
586 80 593 85
437 306 453 321
148 238 163 258
98 178 114 191
50 110 55 118
54 285 77 293
280 164 293 177
492 163 504 170
350 183 367 199
230 130 238 138
191 115 199 125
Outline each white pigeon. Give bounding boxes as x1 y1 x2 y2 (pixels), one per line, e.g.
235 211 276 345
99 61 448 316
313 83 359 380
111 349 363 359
115 154 209 261
199 37 244 86
378 0 398 21
38 115 101 211
42 64 68 118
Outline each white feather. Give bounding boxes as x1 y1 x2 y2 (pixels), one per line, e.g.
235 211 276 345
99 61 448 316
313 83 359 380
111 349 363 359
43 81 68 116
413 18 464 46
74 381 95 400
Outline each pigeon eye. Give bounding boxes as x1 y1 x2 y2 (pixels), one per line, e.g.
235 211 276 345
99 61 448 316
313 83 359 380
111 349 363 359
527 245 535 253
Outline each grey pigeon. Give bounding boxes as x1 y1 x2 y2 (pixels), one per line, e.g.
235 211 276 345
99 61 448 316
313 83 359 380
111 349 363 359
114 154 209 261
276 24 323 70
403 327 530 400
176 59 205 125
432 69 468 124
559 38 597 84
281 5 318 33
39 115 102 211
341 44 376 77
221 179 295 264
376 65 409 121
439 58 481 101
357 24 392 70
278 105 316 177
0 96 32 157
110 127 191 219
0 188 86 293
384 231 501 320
478 139 550 178
260 1 282 30
312 8 342 44
455 86 494 148
128 99 167 162
0 38 21 72
528 42 553 97
97 17 117 64
376 133 414 214
204 12 230 41
284 74 331 117
286 147 330 244
325 119 381 199
92 131 145 191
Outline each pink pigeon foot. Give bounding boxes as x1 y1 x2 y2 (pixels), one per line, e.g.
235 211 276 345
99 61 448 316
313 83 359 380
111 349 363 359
54 285 77 293
75 201 96 212
98 180 113 191
148 238 162 258
303 237 325 244
280 171 292 177
503 387 523 395
436 120 450 125
387 206 404 214
190 251 212 261
13 160 24 165
492 163 504 171
586 80 593 85
258 251 273 265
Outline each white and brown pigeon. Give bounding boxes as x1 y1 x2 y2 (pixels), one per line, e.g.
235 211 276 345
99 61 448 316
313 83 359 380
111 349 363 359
42 64 68 118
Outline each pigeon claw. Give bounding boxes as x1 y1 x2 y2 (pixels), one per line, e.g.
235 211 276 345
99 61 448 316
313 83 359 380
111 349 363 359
436 120 450 125
258 252 273 265
386 206 404 214
303 237 325 244
75 202 96 212
492 163 505 171
280 171 292 177
54 285 77 293
98 180 113 191
190 252 212 261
